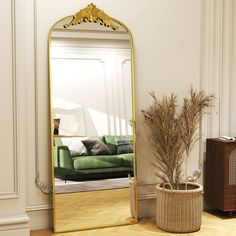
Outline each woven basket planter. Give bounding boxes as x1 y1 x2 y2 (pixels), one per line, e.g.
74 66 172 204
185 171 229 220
156 182 203 233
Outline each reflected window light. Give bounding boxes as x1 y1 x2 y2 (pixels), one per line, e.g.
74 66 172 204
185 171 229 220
88 109 108 135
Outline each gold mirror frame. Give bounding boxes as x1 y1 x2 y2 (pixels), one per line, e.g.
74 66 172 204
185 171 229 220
48 3 138 233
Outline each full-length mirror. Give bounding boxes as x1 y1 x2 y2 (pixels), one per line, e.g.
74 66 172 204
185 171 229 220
49 3 137 233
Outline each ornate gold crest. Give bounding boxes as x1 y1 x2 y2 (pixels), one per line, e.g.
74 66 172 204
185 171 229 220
64 3 119 30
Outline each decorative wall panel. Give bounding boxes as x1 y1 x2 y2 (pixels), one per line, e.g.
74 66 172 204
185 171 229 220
0 0 18 199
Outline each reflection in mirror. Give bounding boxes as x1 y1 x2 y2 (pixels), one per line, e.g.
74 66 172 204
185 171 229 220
49 4 136 233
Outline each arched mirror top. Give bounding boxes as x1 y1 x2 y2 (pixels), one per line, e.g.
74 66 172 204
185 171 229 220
49 3 132 35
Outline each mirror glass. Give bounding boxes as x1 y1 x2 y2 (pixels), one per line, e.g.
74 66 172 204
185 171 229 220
49 4 137 233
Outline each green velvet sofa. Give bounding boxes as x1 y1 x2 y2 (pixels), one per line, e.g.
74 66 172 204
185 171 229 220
54 135 133 181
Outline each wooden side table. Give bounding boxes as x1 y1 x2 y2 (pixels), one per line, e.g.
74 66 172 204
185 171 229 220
205 138 236 215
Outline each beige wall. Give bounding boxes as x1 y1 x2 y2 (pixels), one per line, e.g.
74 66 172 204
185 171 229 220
0 0 235 234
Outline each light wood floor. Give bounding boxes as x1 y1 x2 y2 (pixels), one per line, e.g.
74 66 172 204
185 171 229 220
31 211 236 236
54 188 134 232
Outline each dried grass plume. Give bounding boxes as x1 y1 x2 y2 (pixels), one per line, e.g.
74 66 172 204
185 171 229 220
142 87 215 189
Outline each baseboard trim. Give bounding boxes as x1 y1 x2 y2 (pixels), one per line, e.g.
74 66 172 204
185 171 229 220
137 181 158 201
26 204 52 212
139 193 156 200
0 214 29 231
27 207 52 230
137 180 160 186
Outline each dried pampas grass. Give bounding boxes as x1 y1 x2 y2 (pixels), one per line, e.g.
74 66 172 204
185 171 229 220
142 87 215 189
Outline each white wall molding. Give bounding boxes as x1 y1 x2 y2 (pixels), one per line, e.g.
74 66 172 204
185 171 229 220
25 0 52 210
137 180 160 186
0 0 30 232
139 193 156 201
210 0 233 136
10 0 19 200
201 0 219 140
26 204 52 212
229 0 236 134
33 0 52 196
199 0 232 188
0 229 29 236
0 215 29 231
220 0 233 135
27 209 52 231
121 58 132 134
137 181 158 200
201 0 233 138
0 0 19 200
137 182 157 218
0 0 29 228
26 204 52 230
199 0 234 184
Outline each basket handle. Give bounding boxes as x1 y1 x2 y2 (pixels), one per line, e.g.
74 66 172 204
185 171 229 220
163 183 173 191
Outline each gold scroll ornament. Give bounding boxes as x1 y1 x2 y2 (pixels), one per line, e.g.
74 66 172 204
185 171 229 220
64 3 119 30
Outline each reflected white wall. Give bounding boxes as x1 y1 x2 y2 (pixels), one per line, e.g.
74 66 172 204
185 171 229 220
51 38 132 136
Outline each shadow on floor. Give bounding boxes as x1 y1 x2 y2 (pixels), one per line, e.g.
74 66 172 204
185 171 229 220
205 209 236 220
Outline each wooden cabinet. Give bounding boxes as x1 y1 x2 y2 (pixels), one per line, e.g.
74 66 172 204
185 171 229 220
205 138 236 213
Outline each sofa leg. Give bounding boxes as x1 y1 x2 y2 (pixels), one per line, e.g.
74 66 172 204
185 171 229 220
65 176 68 183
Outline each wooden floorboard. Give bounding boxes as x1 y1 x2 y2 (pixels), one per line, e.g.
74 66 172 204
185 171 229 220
31 211 236 236
54 188 134 232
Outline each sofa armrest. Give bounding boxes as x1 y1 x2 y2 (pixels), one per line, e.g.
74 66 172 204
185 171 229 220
54 145 73 169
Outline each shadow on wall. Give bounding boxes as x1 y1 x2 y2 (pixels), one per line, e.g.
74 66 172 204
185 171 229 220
136 114 157 183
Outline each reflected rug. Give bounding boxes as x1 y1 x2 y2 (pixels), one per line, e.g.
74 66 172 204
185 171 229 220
55 177 129 194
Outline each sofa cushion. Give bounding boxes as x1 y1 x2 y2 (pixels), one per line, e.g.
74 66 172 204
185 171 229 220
104 135 133 155
82 138 110 156
119 153 133 167
116 139 133 154
61 137 88 157
73 155 123 170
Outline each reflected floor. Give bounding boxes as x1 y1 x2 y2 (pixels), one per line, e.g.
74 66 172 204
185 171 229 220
55 177 129 194
54 188 135 232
